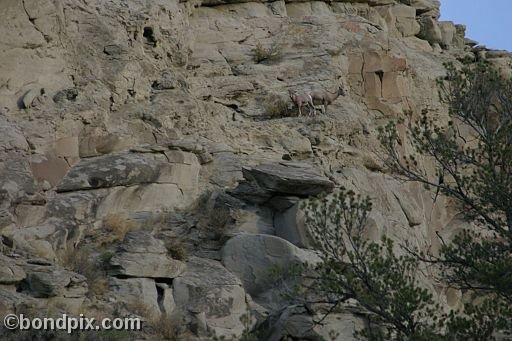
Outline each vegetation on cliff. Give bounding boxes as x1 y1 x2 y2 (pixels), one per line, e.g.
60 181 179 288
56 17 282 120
303 61 512 339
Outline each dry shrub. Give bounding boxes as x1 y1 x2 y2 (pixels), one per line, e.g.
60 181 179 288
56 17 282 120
100 213 135 245
58 247 109 298
165 239 188 261
125 301 157 320
264 94 289 118
207 206 232 240
252 42 283 63
148 316 190 341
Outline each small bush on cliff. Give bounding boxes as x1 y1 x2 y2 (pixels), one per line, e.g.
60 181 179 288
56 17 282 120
58 247 109 298
252 42 283 63
264 94 289 118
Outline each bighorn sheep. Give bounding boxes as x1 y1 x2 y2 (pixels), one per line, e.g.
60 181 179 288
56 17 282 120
288 89 314 117
310 85 346 114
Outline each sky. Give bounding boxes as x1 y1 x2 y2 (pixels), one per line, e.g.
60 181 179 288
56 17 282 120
440 1 512 52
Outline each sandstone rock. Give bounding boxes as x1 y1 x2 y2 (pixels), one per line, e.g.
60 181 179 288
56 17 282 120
110 277 161 319
173 257 248 338
20 265 88 298
438 21 456 49
53 88 79 104
0 256 26 284
95 184 185 218
0 0 492 336
21 88 46 109
452 24 467 49
0 120 29 154
47 190 108 222
57 153 160 192
57 152 200 209
0 160 37 200
262 306 318 341
79 132 124 158
313 312 366 341
53 137 79 159
274 202 310 248
3 218 79 261
0 287 39 315
30 155 70 187
235 207 275 235
234 162 334 204
417 16 442 45
108 231 186 279
14 204 46 227
221 234 320 296
390 5 420 37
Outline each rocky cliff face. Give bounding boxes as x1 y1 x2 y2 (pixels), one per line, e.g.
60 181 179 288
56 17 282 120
1 0 511 339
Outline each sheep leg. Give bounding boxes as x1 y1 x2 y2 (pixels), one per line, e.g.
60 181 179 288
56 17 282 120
308 101 315 116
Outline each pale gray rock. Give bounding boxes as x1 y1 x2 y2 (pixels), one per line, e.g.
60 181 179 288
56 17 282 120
110 277 161 319
262 306 365 341
274 202 311 248
438 21 457 49
173 257 248 339
57 153 161 192
0 120 29 155
232 162 334 204
0 287 39 315
108 231 186 279
221 234 320 296
417 16 443 45
20 265 88 298
0 256 26 284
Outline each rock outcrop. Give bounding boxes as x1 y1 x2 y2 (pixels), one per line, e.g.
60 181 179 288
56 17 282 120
0 0 508 339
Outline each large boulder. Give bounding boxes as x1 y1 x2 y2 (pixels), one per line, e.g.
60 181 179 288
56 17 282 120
173 257 248 339
438 21 457 48
19 265 88 298
261 306 365 341
0 255 26 284
0 288 40 316
274 202 310 248
57 153 161 192
108 231 186 279
110 277 161 319
417 16 443 45
391 5 421 37
221 234 320 296
232 162 334 204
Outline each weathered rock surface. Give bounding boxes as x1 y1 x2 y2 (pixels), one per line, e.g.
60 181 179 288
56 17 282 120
222 234 320 296
57 153 163 192
109 231 186 279
110 277 161 319
19 265 88 298
173 257 248 338
261 306 365 341
0 256 26 284
0 0 505 337
232 162 334 204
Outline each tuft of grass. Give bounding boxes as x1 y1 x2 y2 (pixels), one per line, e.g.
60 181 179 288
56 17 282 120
207 207 232 240
264 94 289 118
58 247 109 298
147 316 191 341
252 42 283 63
100 213 135 245
165 239 188 261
